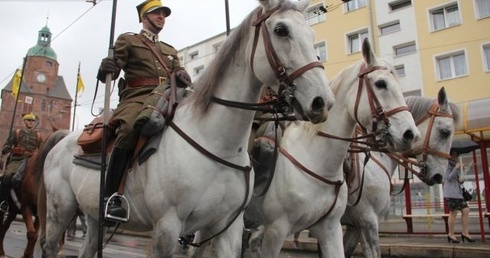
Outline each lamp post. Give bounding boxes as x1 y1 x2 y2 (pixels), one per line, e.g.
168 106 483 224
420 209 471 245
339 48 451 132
225 0 230 35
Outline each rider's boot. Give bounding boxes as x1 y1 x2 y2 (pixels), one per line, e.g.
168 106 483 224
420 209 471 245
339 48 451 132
0 175 12 213
104 147 132 225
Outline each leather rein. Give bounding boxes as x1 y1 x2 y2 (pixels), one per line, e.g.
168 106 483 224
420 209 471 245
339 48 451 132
386 101 454 180
169 7 321 247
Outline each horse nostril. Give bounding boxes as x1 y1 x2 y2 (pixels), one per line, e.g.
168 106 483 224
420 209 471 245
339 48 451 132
433 174 443 184
403 130 415 142
311 96 325 113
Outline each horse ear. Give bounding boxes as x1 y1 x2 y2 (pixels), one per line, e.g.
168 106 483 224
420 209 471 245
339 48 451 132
259 0 280 12
437 87 449 112
362 38 376 66
296 0 310 12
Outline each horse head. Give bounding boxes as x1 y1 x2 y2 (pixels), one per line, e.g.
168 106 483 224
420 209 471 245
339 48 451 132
347 38 420 152
405 87 460 185
251 0 334 123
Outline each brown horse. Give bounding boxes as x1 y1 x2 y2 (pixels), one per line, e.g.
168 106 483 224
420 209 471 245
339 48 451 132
0 129 70 258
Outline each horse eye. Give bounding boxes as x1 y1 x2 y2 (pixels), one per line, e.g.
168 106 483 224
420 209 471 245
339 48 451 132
374 80 387 89
439 129 451 139
274 24 289 37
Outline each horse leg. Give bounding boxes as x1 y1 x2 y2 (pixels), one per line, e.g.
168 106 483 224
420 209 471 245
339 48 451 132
0 210 17 257
310 219 344 258
78 215 103 258
343 224 361 258
210 214 244 258
42 190 77 258
21 206 37 258
187 231 211 258
148 215 181 258
259 220 290 258
357 216 381 258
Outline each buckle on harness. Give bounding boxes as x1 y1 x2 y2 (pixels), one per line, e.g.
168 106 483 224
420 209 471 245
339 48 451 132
159 77 166 85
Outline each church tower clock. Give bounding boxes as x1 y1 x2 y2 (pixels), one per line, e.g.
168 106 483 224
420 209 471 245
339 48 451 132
0 25 73 146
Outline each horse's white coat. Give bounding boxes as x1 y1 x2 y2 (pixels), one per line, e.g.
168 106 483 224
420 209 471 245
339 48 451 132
41 1 334 257
246 38 420 257
342 88 458 258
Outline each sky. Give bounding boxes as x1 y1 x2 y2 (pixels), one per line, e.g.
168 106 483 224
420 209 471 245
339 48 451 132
0 0 259 129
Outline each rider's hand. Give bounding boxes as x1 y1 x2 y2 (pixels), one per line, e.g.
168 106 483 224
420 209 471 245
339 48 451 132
1 145 10 155
97 57 120 82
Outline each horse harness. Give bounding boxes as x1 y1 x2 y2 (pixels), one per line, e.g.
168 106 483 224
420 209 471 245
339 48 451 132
279 64 412 209
171 7 322 247
386 100 454 181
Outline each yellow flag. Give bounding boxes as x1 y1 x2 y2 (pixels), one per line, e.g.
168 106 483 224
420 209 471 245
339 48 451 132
12 69 22 98
77 71 85 93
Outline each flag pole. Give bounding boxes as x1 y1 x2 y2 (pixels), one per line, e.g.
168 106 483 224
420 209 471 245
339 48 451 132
8 55 28 139
98 0 117 256
72 62 80 132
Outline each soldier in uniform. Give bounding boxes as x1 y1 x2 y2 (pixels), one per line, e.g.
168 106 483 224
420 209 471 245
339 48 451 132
0 113 42 212
97 0 191 224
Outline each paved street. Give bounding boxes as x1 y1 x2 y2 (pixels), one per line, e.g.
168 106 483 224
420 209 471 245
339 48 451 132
2 220 318 258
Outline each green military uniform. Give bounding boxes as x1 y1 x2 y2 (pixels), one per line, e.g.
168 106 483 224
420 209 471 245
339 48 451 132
0 126 42 212
112 29 183 149
2 128 41 177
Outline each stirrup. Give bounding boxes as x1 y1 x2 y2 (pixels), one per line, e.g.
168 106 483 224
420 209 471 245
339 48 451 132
104 193 130 223
0 201 8 213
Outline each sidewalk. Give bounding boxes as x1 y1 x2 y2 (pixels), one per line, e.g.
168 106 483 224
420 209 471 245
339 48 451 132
283 230 490 258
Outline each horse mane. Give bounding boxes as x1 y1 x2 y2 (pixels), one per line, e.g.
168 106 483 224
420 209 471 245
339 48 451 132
405 96 461 124
34 130 71 181
188 0 299 114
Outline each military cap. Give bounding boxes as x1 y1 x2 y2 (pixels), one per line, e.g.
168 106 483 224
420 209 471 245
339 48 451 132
22 112 36 120
137 0 171 22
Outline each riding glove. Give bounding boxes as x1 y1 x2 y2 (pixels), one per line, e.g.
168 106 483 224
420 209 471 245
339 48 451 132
97 57 120 82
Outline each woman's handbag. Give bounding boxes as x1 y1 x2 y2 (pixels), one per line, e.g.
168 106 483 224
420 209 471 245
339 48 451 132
462 186 472 201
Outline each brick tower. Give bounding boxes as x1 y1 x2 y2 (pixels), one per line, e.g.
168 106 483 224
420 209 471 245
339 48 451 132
0 25 72 145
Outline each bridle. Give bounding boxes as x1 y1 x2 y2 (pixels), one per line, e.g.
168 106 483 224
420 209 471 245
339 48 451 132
170 6 322 247
316 63 409 152
211 8 324 114
388 101 454 179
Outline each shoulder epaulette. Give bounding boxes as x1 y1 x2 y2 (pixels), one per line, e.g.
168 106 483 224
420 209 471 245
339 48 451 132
160 41 175 49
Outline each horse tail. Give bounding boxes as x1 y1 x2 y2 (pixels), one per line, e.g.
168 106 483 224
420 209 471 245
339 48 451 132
36 130 70 250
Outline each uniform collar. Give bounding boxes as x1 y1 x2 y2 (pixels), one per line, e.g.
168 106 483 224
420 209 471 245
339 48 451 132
141 29 159 43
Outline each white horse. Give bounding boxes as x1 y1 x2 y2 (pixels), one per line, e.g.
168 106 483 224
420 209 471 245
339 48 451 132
342 87 460 258
39 1 335 257
245 38 420 257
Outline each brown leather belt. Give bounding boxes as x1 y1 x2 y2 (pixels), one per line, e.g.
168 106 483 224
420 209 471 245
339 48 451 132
126 77 166 87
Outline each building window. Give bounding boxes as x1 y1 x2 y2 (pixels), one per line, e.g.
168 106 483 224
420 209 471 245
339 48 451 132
436 51 468 80
403 89 421 97
394 42 416 56
45 61 53 67
194 65 204 76
483 43 490 71
379 21 401 35
389 0 412 12
347 30 368 54
306 4 327 25
315 41 327 62
41 99 46 111
189 51 198 60
476 0 490 19
394 65 406 77
345 0 367 12
213 42 222 54
430 3 461 31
